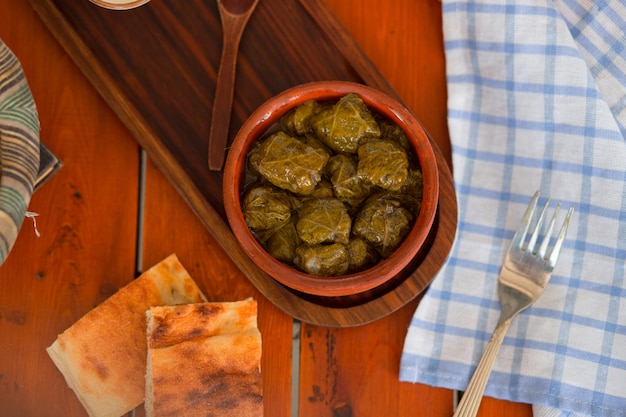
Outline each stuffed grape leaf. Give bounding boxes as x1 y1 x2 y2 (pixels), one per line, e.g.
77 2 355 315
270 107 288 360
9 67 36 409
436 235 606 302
246 140 263 177
378 116 411 152
296 179 335 203
266 217 301 264
326 154 371 204
353 193 414 257
346 237 379 273
242 185 293 241
357 139 409 191
257 131 330 194
281 100 325 136
302 133 331 155
395 168 424 214
294 243 349 276
310 93 381 154
296 198 351 245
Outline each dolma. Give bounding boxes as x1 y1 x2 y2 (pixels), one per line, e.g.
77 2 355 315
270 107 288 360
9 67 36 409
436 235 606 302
256 131 330 194
296 198 351 245
242 185 292 241
294 243 350 276
378 116 410 152
357 139 409 191
265 217 300 264
281 100 325 136
353 193 414 257
302 133 331 155
395 168 424 214
297 179 335 201
246 140 263 177
291 179 337 220
310 93 381 154
346 237 379 273
326 154 371 204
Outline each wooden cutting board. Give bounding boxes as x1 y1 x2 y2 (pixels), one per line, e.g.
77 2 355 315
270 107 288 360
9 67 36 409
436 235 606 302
29 0 457 326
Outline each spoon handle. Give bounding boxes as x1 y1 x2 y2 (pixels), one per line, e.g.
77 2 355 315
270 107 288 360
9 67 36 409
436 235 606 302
208 21 244 171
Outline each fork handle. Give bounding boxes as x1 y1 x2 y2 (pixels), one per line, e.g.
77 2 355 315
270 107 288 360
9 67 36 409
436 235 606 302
452 318 513 417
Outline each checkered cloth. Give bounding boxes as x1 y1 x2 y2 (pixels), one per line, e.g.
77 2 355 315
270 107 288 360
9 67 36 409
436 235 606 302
399 1 626 417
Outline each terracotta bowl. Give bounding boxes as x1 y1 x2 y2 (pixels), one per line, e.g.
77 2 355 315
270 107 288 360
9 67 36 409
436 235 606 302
223 81 439 297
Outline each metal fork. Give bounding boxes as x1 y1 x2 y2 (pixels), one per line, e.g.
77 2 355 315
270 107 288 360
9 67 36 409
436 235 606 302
453 191 574 417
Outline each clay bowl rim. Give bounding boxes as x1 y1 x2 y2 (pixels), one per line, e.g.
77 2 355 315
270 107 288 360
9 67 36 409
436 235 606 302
89 0 151 10
223 80 439 297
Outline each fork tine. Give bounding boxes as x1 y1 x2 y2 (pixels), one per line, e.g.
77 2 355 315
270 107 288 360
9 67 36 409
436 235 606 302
526 197 551 253
511 191 540 249
537 202 560 259
548 206 574 266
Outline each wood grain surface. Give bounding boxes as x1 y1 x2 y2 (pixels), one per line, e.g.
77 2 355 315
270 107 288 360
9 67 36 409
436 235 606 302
0 0 533 416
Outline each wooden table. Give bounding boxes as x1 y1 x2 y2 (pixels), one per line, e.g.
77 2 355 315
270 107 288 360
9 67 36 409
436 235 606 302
0 1 533 416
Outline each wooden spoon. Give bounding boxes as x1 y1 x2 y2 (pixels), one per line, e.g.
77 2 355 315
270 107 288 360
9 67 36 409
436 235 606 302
208 0 260 171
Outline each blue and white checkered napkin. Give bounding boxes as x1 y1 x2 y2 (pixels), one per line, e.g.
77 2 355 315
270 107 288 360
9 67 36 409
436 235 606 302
399 1 626 416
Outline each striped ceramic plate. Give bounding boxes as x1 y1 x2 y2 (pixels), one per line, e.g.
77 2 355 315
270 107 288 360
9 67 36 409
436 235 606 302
0 39 40 265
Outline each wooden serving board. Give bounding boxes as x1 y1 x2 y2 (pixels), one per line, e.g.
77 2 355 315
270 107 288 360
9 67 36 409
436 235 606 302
29 0 457 326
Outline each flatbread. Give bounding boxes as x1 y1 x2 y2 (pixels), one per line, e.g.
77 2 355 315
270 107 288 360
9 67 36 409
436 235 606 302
145 300 263 417
46 254 207 417
146 299 258 349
